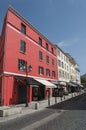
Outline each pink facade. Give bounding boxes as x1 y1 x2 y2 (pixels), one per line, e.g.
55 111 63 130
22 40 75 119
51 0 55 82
0 7 58 106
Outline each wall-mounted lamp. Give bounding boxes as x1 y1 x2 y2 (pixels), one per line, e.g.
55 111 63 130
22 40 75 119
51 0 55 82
28 65 32 72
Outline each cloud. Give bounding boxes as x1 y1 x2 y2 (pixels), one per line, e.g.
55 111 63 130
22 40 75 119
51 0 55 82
57 38 79 47
57 41 69 47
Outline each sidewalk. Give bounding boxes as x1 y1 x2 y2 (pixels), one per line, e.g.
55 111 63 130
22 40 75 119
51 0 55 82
0 91 84 122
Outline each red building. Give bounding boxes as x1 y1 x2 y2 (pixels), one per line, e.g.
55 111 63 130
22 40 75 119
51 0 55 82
0 7 58 106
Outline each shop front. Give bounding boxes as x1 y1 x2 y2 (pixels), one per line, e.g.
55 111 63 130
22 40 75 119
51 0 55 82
52 80 67 97
15 76 56 104
32 78 56 101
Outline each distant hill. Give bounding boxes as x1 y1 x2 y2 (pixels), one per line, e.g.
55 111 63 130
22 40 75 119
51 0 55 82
81 73 86 78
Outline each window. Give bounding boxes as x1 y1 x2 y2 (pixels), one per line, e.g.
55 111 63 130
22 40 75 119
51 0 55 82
58 50 60 57
64 55 65 61
39 51 43 61
21 23 26 35
67 66 69 71
62 62 64 68
46 55 49 64
46 43 49 50
18 59 27 71
62 71 64 78
52 59 54 66
65 72 67 79
38 66 44 75
39 37 42 46
68 73 69 79
66 57 68 63
58 60 60 67
46 69 50 76
51 47 54 54
65 64 66 70
20 40 26 53
61 53 63 59
52 71 56 77
58 60 61 67
59 70 61 78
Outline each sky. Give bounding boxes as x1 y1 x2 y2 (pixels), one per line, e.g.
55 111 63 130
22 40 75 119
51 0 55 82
0 0 86 75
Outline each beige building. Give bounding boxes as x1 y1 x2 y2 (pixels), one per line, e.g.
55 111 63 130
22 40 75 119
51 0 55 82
75 64 81 84
66 53 81 84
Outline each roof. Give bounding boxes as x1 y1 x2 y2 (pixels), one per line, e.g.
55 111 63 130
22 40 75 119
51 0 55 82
55 44 66 55
8 6 56 48
65 53 76 65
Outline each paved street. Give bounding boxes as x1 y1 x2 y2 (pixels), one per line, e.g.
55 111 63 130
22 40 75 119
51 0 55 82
0 93 86 130
35 93 86 130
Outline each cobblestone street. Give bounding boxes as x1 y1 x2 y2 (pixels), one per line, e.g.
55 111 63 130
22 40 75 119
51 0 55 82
35 93 86 130
0 93 86 130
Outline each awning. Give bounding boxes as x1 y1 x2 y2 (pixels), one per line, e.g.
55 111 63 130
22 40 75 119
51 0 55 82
79 84 84 88
32 85 39 88
34 78 57 88
59 82 66 86
69 82 77 87
51 80 66 86
15 76 56 88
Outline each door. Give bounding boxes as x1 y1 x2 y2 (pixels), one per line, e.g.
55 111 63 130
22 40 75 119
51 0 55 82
39 85 45 100
32 87 39 101
18 86 26 104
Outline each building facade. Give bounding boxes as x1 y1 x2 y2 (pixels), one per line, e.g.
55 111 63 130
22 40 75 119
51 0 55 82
0 7 58 106
56 46 81 93
0 7 81 106
75 64 81 84
56 46 70 83
66 53 81 84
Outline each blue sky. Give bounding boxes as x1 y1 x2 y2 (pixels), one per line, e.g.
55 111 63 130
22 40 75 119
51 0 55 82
0 0 86 75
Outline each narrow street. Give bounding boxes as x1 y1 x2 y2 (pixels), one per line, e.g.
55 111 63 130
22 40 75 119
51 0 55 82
0 93 86 130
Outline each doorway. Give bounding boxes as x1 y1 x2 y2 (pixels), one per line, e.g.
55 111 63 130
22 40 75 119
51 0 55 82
18 86 26 104
32 85 45 101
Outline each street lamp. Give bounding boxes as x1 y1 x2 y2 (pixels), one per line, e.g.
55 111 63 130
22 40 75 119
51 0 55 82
25 64 32 107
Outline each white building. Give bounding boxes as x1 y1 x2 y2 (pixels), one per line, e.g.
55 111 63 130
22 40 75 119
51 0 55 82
56 45 81 84
56 46 70 83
